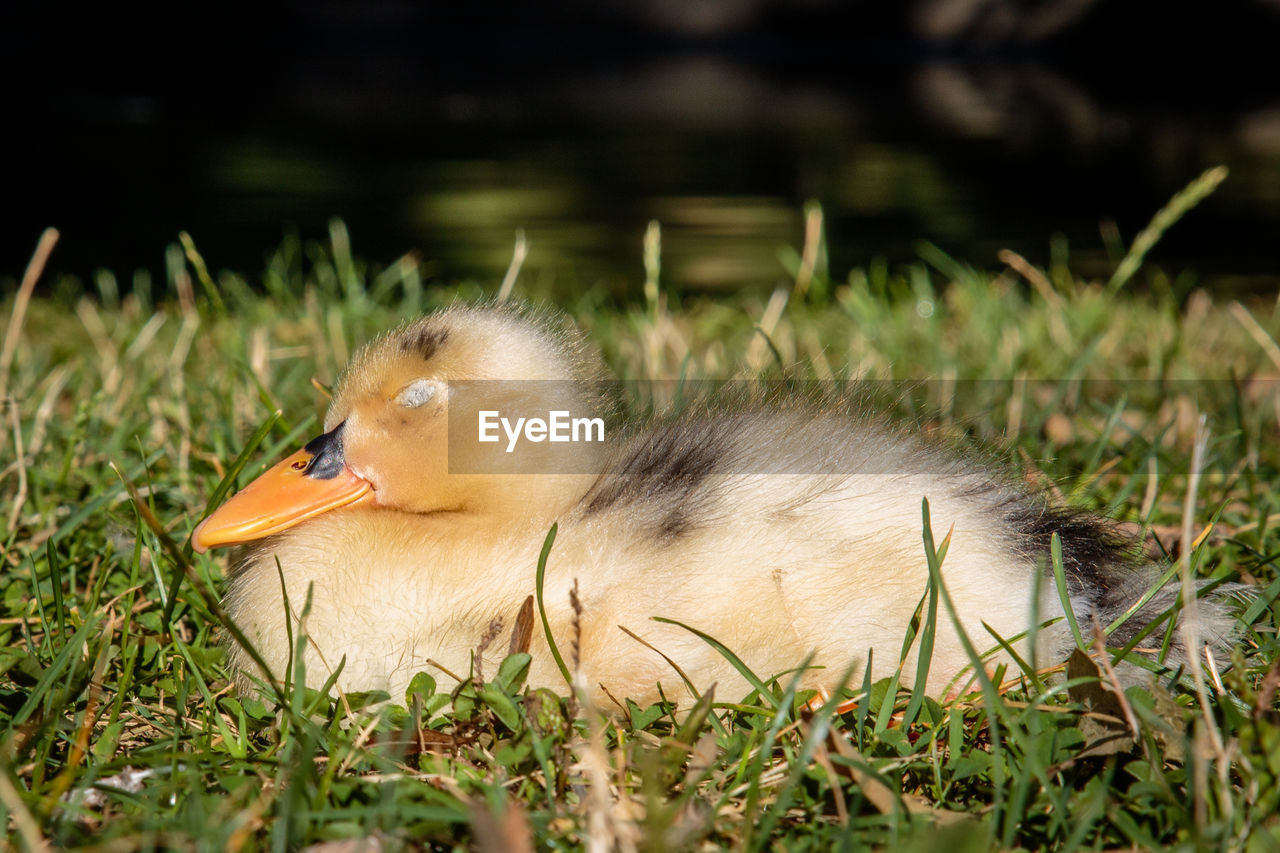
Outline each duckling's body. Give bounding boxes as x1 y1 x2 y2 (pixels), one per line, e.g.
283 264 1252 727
197 305 1237 706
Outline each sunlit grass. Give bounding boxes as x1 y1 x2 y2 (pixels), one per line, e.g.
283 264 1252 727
2 193 1279 850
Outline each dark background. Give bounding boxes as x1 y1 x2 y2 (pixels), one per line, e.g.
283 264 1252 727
5 0 1280 294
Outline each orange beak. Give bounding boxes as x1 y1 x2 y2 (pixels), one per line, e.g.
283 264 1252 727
192 422 373 553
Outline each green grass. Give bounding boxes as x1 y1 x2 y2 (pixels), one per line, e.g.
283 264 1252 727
2 190 1280 851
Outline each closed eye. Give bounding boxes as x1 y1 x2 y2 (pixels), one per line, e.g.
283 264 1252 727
395 379 437 409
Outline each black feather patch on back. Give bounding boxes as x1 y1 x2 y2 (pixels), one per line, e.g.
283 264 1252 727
1002 497 1139 604
400 327 449 362
580 419 733 541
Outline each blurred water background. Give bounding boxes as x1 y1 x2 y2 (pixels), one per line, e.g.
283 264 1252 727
4 0 1280 295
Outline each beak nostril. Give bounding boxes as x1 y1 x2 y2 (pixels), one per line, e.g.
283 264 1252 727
291 460 308 471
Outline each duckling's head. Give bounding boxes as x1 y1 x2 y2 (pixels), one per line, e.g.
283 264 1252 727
193 304 612 552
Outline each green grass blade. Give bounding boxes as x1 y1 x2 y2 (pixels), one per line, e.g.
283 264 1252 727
533 524 573 688
650 616 778 710
201 409 284 517
45 539 65 637
1050 533 1085 651
903 526 946 727
1108 166 1229 293
921 498 1007 842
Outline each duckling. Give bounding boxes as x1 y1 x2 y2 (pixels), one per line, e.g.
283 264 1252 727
193 304 1239 706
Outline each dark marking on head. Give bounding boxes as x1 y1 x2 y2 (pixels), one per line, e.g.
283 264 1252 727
400 326 449 361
